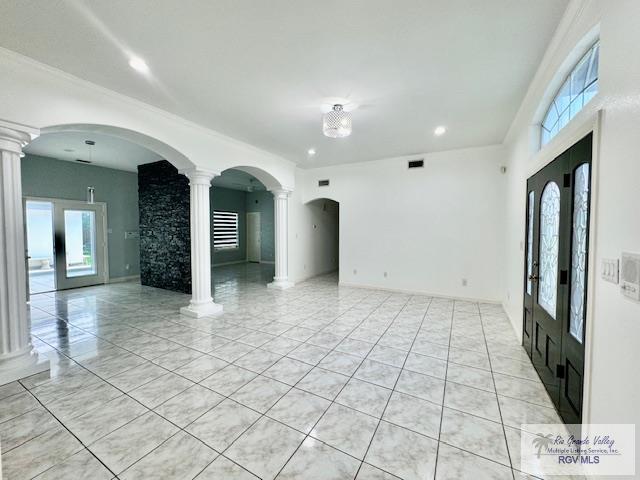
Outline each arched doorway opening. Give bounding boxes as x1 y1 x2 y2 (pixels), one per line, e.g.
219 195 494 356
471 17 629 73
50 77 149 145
210 168 276 297
304 197 340 283
21 124 190 295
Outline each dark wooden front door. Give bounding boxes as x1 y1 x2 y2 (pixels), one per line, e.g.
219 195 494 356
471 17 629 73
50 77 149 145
523 133 592 425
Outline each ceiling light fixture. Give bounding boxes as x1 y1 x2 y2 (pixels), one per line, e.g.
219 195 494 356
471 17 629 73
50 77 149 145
434 126 447 136
323 104 352 138
307 148 316 156
129 57 149 74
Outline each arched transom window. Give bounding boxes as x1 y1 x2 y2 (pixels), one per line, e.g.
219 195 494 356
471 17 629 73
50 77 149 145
541 42 599 146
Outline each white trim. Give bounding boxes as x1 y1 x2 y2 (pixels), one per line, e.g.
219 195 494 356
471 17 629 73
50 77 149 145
108 275 140 284
338 281 502 305
23 196 110 290
517 109 601 425
212 260 247 268
527 110 600 176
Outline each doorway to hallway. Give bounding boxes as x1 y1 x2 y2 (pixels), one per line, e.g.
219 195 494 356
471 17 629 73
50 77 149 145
25 197 108 294
305 198 339 278
523 133 592 425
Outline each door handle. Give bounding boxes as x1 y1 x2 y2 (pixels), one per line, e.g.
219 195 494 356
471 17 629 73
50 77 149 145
528 274 539 281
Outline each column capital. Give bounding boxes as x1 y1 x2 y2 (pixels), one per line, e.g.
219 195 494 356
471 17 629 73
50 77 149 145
179 168 220 185
0 122 38 156
270 188 293 199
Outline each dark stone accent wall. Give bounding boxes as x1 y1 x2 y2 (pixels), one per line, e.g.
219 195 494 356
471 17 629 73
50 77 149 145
138 160 191 294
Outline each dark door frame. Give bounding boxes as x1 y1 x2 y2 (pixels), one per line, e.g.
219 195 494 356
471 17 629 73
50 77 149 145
520 112 601 425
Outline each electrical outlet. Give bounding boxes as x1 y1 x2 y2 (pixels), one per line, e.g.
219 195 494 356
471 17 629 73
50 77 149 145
462 278 468 287
125 264 130 271
353 269 357 275
383 272 388 278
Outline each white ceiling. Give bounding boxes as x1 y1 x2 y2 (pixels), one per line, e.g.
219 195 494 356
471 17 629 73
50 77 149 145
1 0 567 167
24 131 163 171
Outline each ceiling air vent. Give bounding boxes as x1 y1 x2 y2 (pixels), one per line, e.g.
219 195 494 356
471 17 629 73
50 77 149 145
75 159 92 164
318 179 330 187
408 159 424 169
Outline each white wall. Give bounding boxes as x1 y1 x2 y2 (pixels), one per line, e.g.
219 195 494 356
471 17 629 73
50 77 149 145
295 145 506 301
502 0 640 435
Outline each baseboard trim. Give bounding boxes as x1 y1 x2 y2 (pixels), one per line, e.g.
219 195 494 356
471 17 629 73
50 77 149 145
501 301 524 342
108 275 140 284
293 268 338 284
338 280 501 304
212 260 248 268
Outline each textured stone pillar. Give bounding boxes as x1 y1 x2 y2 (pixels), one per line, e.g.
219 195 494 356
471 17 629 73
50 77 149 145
0 123 49 385
268 189 294 290
179 168 223 318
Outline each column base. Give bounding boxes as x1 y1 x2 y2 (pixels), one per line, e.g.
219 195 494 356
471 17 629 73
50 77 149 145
180 300 224 318
268 279 295 290
0 349 50 386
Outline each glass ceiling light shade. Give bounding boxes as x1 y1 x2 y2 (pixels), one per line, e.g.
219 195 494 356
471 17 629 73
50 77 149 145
323 104 352 138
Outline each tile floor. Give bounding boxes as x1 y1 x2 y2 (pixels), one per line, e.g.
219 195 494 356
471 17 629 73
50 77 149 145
1 264 564 479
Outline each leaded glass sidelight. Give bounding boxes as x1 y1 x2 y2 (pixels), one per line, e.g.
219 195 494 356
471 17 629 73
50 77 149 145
539 182 560 318
527 191 534 295
570 164 590 343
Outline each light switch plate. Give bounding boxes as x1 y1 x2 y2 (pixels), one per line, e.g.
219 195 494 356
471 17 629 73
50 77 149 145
601 258 619 284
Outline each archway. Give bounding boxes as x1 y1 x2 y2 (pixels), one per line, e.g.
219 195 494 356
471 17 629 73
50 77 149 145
211 166 293 292
39 123 194 170
303 197 340 283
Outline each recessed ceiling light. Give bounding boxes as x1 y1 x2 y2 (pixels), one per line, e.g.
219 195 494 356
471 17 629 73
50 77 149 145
307 148 316 156
129 57 149 74
434 126 447 136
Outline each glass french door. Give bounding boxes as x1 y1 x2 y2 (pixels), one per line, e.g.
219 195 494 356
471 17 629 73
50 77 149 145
523 133 592 425
25 200 56 294
25 198 107 292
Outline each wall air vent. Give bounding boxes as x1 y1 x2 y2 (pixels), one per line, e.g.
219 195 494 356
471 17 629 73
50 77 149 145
408 159 424 169
318 179 330 187
75 159 92 164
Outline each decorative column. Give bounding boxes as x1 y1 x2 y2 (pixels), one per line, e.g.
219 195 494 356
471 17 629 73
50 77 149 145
179 168 223 318
0 122 50 385
268 188 294 290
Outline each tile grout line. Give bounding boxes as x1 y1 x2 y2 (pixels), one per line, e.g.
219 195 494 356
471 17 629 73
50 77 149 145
22 282 337 478
19 386 119 479
111 286 387 479
268 292 409 480
430 299 457 479
336 295 424 478
349 295 430 479
214 290 395 478
16 279 537 480
479 307 517 480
